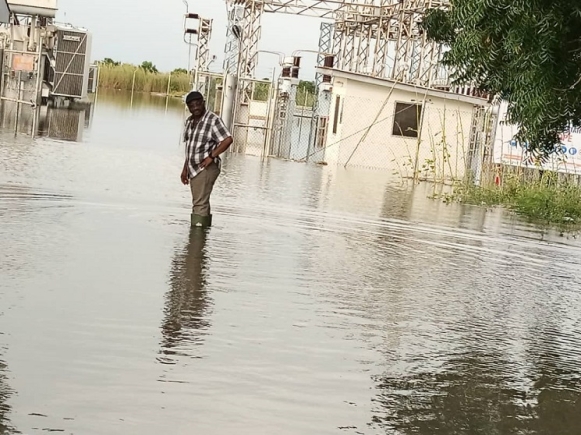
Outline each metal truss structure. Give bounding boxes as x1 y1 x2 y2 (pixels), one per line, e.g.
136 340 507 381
226 0 450 88
314 22 333 90
223 5 243 74
184 9 214 93
224 2 264 102
197 18 214 72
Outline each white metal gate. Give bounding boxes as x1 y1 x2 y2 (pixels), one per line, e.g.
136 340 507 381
231 78 274 157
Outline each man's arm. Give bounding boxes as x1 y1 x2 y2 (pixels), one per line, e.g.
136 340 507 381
199 136 232 169
211 136 234 158
199 116 234 169
181 118 191 185
181 159 189 185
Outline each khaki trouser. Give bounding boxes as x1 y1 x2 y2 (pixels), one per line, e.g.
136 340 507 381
190 162 220 216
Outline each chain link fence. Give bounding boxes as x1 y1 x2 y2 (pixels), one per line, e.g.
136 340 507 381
269 101 318 161
231 79 274 157
226 86 496 185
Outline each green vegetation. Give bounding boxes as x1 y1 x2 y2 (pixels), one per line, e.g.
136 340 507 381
97 59 319 106
253 81 271 101
97 60 190 95
296 81 316 108
440 172 581 233
423 1 581 155
140 61 158 74
252 80 317 107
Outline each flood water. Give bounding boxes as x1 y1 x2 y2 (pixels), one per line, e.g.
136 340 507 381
1 90 581 435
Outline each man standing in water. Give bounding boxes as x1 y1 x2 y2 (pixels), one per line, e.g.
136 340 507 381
180 91 233 228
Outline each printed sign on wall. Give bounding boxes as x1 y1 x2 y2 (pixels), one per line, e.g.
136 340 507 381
493 102 581 174
12 54 35 72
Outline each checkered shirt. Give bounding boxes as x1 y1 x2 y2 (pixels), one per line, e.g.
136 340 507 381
183 110 231 179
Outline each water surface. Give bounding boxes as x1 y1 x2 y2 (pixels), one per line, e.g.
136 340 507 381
1 90 580 435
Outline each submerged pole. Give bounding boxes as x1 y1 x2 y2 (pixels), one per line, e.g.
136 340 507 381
222 73 237 133
15 71 22 136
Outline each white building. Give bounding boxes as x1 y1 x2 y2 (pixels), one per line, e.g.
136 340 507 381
314 68 489 182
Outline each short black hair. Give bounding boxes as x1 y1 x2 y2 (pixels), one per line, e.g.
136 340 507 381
185 91 204 104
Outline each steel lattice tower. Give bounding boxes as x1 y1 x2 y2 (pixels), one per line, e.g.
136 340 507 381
225 0 449 88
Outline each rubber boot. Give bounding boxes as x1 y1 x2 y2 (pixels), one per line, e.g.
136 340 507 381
191 213 212 228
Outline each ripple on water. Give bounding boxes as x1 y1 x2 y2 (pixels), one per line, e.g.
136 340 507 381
1 95 581 434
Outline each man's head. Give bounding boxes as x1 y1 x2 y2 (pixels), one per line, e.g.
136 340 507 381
185 91 206 117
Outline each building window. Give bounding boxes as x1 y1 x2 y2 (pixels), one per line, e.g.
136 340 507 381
392 102 422 138
332 95 341 134
316 117 328 148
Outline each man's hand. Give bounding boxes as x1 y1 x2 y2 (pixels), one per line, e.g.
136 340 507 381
181 166 189 185
199 156 214 169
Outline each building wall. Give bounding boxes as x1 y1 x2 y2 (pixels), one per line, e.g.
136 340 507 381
324 78 348 166
324 78 479 181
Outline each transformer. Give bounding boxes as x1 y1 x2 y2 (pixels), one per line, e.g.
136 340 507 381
7 0 57 18
49 25 92 100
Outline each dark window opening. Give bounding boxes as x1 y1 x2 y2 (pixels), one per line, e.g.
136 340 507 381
332 95 341 134
392 102 422 138
316 117 328 148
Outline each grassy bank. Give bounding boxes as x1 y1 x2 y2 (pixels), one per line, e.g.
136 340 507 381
98 64 191 95
98 64 318 106
441 172 581 233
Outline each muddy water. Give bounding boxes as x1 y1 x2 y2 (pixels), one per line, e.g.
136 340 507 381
1 90 580 435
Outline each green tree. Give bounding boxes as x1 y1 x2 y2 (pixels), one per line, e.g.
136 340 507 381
140 61 159 74
253 82 271 101
172 68 188 75
101 58 120 66
422 1 581 155
298 80 315 94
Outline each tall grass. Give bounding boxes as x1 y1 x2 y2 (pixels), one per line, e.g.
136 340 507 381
98 64 191 95
441 171 581 233
98 65 319 106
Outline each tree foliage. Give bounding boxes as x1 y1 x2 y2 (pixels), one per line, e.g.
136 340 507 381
422 0 581 155
298 80 315 94
101 58 120 67
140 61 158 74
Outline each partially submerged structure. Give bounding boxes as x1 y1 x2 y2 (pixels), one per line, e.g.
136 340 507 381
316 68 488 181
178 0 492 182
0 0 93 108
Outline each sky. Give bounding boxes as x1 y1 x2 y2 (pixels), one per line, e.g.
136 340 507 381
57 0 325 81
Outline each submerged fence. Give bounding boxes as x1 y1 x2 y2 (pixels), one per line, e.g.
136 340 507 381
240 92 494 184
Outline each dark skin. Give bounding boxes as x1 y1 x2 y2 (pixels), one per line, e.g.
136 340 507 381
181 98 234 185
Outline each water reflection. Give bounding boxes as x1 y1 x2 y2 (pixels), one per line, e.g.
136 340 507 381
0 100 93 142
371 350 581 434
35 105 91 142
0 357 13 434
96 89 184 112
1 89 581 434
159 229 212 364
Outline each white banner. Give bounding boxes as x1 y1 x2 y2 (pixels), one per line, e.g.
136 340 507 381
493 102 581 174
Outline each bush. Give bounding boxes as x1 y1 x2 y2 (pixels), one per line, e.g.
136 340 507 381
444 172 581 232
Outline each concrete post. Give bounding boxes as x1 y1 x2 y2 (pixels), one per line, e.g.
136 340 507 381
222 73 237 133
